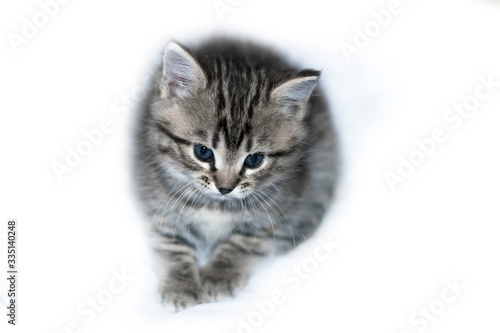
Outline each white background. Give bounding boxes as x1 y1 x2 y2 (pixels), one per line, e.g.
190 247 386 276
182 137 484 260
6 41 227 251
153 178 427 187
1 0 499 332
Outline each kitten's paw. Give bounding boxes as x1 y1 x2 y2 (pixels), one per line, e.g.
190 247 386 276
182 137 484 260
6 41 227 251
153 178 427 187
200 267 247 301
161 284 207 311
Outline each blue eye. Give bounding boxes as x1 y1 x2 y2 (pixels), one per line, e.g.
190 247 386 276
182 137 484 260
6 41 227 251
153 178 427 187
244 153 264 168
194 145 214 161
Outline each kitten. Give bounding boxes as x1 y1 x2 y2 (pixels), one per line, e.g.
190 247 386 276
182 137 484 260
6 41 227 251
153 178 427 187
133 38 338 310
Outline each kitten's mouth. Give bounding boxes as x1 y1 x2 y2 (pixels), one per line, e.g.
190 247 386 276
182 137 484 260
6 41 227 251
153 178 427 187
214 192 232 199
206 191 237 201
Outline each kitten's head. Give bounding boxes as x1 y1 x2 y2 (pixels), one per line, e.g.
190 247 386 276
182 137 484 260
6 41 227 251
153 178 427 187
149 41 319 201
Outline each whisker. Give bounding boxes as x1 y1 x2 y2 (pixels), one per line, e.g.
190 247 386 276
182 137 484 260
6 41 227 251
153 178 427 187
160 183 194 236
250 193 276 248
266 183 306 242
247 195 260 252
148 180 189 231
174 186 200 235
156 181 191 233
256 189 296 248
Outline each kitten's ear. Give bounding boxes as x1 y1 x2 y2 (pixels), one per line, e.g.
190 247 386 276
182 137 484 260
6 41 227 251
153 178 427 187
270 72 319 118
162 41 207 98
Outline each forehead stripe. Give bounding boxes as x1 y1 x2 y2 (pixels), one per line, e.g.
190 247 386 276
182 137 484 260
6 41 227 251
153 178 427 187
246 138 253 152
212 133 220 149
216 57 226 113
157 123 190 145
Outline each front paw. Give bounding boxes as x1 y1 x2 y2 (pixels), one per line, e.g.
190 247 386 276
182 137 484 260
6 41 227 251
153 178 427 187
160 281 207 311
200 265 247 301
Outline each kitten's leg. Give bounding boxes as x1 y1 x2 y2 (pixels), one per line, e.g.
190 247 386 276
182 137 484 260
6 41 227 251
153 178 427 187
200 233 272 301
154 234 206 310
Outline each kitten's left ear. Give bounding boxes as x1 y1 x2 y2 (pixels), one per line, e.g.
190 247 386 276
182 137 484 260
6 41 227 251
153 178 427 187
270 72 320 118
162 41 207 98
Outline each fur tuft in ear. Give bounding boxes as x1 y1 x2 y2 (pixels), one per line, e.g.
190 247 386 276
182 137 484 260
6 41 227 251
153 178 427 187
162 42 207 97
270 73 319 117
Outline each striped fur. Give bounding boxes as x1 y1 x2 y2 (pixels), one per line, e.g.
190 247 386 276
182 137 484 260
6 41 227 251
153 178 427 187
133 38 339 310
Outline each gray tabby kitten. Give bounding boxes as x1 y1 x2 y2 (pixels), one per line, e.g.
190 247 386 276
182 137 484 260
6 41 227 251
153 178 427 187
134 38 338 310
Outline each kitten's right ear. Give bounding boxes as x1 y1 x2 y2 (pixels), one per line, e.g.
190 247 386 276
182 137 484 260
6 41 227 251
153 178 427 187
270 72 320 119
162 42 207 98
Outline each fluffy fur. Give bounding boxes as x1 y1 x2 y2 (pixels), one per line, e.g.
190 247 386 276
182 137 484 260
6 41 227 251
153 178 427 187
133 38 338 310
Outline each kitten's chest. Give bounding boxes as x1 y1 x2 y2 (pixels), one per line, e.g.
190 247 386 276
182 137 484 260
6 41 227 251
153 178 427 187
189 207 237 244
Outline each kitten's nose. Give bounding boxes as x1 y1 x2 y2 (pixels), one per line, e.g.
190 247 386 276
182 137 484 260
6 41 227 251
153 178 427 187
218 187 233 195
